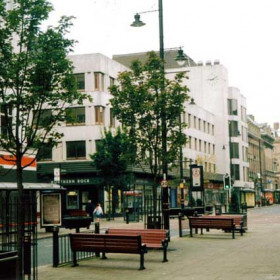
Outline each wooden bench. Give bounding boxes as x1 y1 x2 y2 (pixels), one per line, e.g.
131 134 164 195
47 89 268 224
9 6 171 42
69 233 147 270
198 215 244 234
106 228 168 262
221 214 247 232
189 217 236 239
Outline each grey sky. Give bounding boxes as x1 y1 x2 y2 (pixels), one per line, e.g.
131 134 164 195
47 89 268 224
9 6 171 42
47 0 280 126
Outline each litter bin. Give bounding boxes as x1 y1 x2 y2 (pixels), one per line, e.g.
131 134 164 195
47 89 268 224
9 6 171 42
147 216 161 229
215 205 222 215
0 251 18 280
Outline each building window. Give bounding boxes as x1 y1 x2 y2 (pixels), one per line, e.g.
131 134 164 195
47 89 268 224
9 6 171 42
194 138 197 150
188 136 192 149
243 146 248 162
203 121 206 132
37 144 52 161
193 116 197 129
199 139 202 152
241 106 247 122
66 190 79 210
95 139 104 153
231 164 240 180
212 124 214 135
188 114 191 127
207 123 210 134
0 104 12 137
33 109 52 128
229 121 239 137
228 99 238 115
110 108 115 128
66 107 85 126
94 72 105 91
204 141 207 153
109 77 115 87
95 106 105 124
230 142 239 158
66 141 86 159
242 126 248 142
74 73 85 91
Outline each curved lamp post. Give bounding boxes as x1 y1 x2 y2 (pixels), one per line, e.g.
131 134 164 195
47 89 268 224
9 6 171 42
131 2 186 230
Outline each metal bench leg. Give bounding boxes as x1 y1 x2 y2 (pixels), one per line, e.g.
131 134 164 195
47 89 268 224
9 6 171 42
195 228 198 234
190 227 193 237
163 246 168 262
232 229 235 239
101 252 107 259
200 228 203 235
72 251 79 267
139 252 145 270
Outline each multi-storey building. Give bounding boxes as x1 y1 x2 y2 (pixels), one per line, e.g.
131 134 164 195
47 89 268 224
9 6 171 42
37 53 128 214
247 115 262 204
114 50 250 211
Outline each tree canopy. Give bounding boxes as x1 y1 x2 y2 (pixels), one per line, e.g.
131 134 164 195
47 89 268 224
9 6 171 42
0 1 90 278
91 128 135 189
109 52 190 183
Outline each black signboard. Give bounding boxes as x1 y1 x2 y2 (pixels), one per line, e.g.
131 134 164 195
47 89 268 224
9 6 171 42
190 164 204 191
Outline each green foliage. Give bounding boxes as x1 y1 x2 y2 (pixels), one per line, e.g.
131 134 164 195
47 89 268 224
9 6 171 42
0 0 90 167
91 128 135 189
188 195 196 207
109 51 190 182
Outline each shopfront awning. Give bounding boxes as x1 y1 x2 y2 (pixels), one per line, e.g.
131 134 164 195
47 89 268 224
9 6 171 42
241 188 255 193
262 189 274 193
0 182 61 190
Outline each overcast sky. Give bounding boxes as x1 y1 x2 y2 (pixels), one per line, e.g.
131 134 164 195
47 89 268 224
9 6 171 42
47 0 280 127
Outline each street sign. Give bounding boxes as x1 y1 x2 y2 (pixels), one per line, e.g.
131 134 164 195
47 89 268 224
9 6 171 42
161 180 168 188
54 168 60 182
190 165 204 191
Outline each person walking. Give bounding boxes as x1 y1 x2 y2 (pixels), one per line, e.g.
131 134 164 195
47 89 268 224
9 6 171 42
93 203 103 223
85 200 94 222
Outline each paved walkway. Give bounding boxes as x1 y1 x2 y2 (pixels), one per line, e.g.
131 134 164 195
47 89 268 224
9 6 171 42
38 206 280 280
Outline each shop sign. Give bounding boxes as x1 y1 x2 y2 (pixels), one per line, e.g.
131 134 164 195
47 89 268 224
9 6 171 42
53 178 94 185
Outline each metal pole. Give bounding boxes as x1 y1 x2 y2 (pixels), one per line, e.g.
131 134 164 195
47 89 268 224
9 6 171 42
179 112 184 210
159 0 169 231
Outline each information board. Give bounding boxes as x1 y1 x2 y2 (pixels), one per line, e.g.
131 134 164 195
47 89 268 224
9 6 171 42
41 193 62 227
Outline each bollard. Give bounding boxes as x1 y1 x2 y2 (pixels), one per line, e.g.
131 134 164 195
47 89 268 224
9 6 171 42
24 236 31 275
52 226 59 267
178 213 183 238
95 222 100 257
125 209 129 224
95 222 100 234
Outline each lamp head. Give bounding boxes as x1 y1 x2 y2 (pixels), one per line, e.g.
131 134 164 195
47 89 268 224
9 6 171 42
131 13 145 27
175 48 187 66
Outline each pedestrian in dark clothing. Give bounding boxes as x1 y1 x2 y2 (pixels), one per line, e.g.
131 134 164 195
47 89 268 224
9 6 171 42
86 200 94 222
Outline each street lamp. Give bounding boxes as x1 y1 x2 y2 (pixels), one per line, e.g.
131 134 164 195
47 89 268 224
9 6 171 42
131 0 168 230
131 2 187 230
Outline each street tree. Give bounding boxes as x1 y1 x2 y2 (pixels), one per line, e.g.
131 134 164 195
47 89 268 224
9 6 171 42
0 0 89 278
109 52 190 224
91 128 135 218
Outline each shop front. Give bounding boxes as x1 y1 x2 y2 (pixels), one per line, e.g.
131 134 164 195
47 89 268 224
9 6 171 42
263 189 274 205
240 188 255 208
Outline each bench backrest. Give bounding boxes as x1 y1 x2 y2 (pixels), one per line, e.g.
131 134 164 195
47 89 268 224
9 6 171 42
199 215 243 226
189 217 234 229
69 233 142 254
106 229 168 245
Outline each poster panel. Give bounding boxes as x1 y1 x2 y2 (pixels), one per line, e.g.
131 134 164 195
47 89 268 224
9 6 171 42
41 193 62 227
